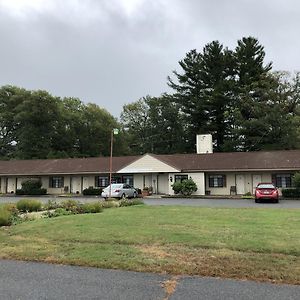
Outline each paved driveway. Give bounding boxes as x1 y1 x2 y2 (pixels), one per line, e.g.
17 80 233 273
0 260 299 300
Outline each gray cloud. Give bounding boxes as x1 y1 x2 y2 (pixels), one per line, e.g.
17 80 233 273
0 0 300 117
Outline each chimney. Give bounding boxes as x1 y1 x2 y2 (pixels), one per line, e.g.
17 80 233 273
196 134 213 154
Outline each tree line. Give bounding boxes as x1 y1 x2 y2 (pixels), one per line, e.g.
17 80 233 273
0 87 127 159
1 36 300 160
122 37 300 154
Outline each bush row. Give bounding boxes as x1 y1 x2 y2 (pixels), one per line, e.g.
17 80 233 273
16 199 42 212
16 189 47 195
0 197 144 226
282 188 300 198
82 187 103 195
16 180 47 195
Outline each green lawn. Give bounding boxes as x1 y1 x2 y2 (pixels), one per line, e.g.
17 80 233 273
0 205 299 284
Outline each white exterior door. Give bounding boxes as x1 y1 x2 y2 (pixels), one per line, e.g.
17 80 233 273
71 176 81 194
157 174 169 194
236 174 245 195
82 177 90 190
252 174 262 193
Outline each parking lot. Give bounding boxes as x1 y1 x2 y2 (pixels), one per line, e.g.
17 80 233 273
1 195 300 209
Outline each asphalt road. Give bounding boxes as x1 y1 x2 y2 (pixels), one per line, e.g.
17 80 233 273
143 197 300 208
1 195 300 208
0 260 300 300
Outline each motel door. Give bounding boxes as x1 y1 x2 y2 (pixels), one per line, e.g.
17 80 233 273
252 174 262 193
236 174 245 195
70 176 82 194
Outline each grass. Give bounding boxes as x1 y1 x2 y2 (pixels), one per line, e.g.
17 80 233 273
0 205 299 284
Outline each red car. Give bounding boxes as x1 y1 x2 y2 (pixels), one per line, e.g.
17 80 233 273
255 183 279 203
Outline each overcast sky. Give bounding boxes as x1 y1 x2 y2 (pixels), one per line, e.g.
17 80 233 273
1 0 300 117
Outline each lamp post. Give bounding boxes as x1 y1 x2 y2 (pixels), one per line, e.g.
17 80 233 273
109 128 119 198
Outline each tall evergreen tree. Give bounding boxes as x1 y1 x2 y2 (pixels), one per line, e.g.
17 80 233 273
234 37 273 150
168 41 235 151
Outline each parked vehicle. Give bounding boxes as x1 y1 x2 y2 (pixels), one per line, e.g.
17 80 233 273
101 184 137 199
254 183 279 203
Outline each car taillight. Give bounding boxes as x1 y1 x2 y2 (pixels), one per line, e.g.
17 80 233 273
115 189 120 192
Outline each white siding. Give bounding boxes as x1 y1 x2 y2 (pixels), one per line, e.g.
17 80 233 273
118 154 180 173
82 176 94 190
169 172 205 196
190 173 205 195
206 173 236 195
133 174 143 188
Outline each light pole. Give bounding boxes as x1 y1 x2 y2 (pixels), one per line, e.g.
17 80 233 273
109 128 119 198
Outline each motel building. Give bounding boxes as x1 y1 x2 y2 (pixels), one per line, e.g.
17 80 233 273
0 135 299 196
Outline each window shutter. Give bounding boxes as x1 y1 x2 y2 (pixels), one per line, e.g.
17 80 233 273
223 175 226 187
209 177 213 187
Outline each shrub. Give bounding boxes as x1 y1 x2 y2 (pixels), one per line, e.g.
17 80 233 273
3 203 19 215
0 207 12 226
119 199 144 207
17 180 47 195
292 173 300 188
61 199 83 213
282 188 300 198
81 202 103 213
43 199 63 210
172 178 197 196
44 208 73 218
172 182 182 194
16 199 42 212
82 187 102 195
181 179 197 196
101 200 119 208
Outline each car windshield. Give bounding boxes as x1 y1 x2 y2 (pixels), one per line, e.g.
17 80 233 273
257 184 275 189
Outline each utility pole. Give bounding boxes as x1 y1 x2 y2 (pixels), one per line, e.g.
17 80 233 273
109 128 119 198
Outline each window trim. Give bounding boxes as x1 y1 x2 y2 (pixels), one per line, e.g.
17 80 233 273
95 176 109 188
49 176 64 188
208 174 226 188
175 174 188 183
272 174 292 188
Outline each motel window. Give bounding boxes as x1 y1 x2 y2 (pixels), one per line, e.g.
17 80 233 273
175 174 188 183
208 175 226 188
272 174 292 188
49 176 64 188
95 176 109 188
122 175 134 186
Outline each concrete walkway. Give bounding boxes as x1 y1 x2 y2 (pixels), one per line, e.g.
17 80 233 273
0 260 299 300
